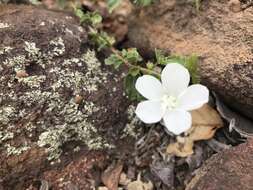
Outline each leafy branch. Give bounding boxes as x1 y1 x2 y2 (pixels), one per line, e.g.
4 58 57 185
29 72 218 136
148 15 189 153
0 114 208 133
74 8 200 100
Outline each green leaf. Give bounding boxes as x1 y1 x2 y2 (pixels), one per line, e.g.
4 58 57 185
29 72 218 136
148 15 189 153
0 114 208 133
74 8 102 26
195 0 201 11
167 55 200 84
124 74 143 101
122 48 143 64
105 54 123 69
107 0 122 13
129 67 140 76
184 54 200 84
155 49 200 83
146 62 154 70
132 0 153 6
89 30 115 51
155 49 170 65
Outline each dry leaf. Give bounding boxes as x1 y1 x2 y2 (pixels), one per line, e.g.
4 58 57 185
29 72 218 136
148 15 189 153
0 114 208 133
127 173 153 190
16 70 28 78
101 162 123 190
166 137 194 157
119 172 131 186
150 160 174 188
167 104 223 157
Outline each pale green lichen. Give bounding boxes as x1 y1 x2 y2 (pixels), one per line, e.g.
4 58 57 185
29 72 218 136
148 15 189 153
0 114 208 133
3 55 26 71
0 46 13 55
18 75 46 88
121 105 142 139
0 22 10 28
5 143 30 156
0 106 16 125
0 36 113 160
24 41 41 57
0 131 14 144
49 37 65 56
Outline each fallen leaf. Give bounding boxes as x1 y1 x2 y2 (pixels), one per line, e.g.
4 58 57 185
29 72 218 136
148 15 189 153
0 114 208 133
189 104 223 141
119 172 131 186
167 104 223 157
101 162 123 190
185 145 203 171
150 160 174 188
166 137 194 157
127 173 153 190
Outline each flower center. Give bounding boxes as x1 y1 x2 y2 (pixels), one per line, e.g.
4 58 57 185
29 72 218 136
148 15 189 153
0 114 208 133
161 95 178 111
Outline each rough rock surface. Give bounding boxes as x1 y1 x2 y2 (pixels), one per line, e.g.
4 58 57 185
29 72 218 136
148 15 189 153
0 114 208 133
127 0 253 119
0 5 135 190
186 138 253 190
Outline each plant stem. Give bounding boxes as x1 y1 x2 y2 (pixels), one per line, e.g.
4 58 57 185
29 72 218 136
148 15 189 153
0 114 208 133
110 47 161 78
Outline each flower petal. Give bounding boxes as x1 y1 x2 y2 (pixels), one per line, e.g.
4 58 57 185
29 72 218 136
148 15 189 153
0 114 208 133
135 75 163 100
161 63 190 96
163 110 192 135
135 100 164 124
178 84 209 111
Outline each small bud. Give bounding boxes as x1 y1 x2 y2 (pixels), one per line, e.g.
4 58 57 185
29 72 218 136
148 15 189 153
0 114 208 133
146 62 154 70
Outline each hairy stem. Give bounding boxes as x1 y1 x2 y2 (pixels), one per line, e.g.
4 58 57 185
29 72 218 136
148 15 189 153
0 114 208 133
110 47 161 78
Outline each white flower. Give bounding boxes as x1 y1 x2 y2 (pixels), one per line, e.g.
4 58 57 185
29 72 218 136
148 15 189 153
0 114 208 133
135 63 209 135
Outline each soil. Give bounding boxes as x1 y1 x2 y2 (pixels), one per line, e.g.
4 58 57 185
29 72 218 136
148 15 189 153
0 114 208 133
127 0 253 119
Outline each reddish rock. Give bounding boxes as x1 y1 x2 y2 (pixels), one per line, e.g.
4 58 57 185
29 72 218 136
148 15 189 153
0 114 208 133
0 5 131 189
127 0 253 119
186 139 253 190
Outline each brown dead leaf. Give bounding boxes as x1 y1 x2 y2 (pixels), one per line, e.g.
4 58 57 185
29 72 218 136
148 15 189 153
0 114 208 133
167 104 223 157
119 172 131 186
101 162 123 190
188 104 223 141
166 137 194 157
127 173 153 190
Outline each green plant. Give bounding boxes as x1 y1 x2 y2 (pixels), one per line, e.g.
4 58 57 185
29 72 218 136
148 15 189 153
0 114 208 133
74 9 200 101
107 0 155 12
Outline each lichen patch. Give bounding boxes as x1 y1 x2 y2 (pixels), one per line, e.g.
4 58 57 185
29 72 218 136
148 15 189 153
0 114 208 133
0 22 10 28
0 38 113 160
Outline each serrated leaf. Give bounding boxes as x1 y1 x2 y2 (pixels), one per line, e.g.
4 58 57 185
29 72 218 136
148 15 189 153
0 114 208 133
155 49 170 65
122 48 142 64
89 31 115 51
105 54 123 69
155 49 200 84
74 8 102 26
129 67 140 76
